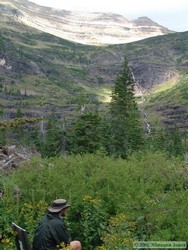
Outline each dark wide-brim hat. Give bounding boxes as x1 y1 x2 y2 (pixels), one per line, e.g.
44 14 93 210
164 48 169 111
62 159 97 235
48 199 71 213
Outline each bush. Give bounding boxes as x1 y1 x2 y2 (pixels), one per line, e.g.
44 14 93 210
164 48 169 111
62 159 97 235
1 151 188 249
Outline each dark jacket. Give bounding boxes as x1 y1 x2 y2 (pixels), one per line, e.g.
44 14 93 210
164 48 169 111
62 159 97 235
32 213 70 250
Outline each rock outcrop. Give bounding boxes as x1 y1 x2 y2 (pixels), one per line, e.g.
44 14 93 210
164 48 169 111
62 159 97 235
0 0 173 45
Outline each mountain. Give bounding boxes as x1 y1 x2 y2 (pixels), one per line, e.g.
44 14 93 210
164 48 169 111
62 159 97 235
0 0 188 130
0 0 173 45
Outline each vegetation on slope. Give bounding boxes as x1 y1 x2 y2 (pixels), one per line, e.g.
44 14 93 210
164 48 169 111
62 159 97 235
0 14 188 249
146 72 188 105
143 71 188 132
1 11 188 134
0 59 186 249
1 152 188 249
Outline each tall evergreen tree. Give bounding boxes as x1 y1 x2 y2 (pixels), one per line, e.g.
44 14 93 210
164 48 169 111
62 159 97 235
0 104 6 146
42 116 64 158
0 127 6 147
146 126 185 159
11 106 24 145
109 58 144 158
67 111 102 154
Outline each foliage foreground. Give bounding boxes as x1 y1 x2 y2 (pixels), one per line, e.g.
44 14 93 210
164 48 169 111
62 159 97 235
1 151 188 249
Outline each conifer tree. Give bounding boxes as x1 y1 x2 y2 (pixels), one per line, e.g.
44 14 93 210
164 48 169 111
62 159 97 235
67 111 102 154
0 104 6 146
42 115 64 158
11 106 24 145
147 127 185 158
109 58 144 158
0 127 6 147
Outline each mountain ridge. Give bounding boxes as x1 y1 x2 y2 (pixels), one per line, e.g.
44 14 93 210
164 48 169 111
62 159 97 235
0 0 188 130
0 0 174 45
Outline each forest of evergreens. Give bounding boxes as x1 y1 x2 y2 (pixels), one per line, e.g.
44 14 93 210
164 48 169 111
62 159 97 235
0 59 187 249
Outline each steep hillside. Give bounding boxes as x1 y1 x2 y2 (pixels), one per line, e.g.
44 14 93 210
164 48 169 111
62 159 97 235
144 72 188 129
0 3 188 129
0 0 173 45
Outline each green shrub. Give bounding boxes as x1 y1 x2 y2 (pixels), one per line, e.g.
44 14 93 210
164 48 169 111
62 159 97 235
0 152 188 249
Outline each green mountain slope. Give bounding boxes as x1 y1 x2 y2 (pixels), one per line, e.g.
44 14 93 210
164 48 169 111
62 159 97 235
0 7 188 129
144 72 188 129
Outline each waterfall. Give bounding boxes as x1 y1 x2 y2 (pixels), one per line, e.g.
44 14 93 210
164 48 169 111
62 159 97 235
144 112 151 134
129 67 151 135
136 82 151 135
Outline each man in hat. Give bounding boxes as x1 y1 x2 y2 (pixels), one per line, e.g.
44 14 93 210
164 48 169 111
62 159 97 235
32 199 82 250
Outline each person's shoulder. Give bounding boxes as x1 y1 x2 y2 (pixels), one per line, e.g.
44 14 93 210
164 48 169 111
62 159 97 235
51 216 65 229
48 214 64 223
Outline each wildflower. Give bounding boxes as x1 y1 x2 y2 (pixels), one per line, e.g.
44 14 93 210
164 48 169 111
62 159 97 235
83 195 92 201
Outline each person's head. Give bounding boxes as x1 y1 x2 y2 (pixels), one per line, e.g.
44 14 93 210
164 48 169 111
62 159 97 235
47 199 71 216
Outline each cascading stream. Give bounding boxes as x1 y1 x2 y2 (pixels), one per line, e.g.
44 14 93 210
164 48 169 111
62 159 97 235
135 82 151 135
129 67 151 135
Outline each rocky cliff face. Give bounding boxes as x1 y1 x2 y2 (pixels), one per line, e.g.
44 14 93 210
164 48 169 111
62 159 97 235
0 0 173 45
